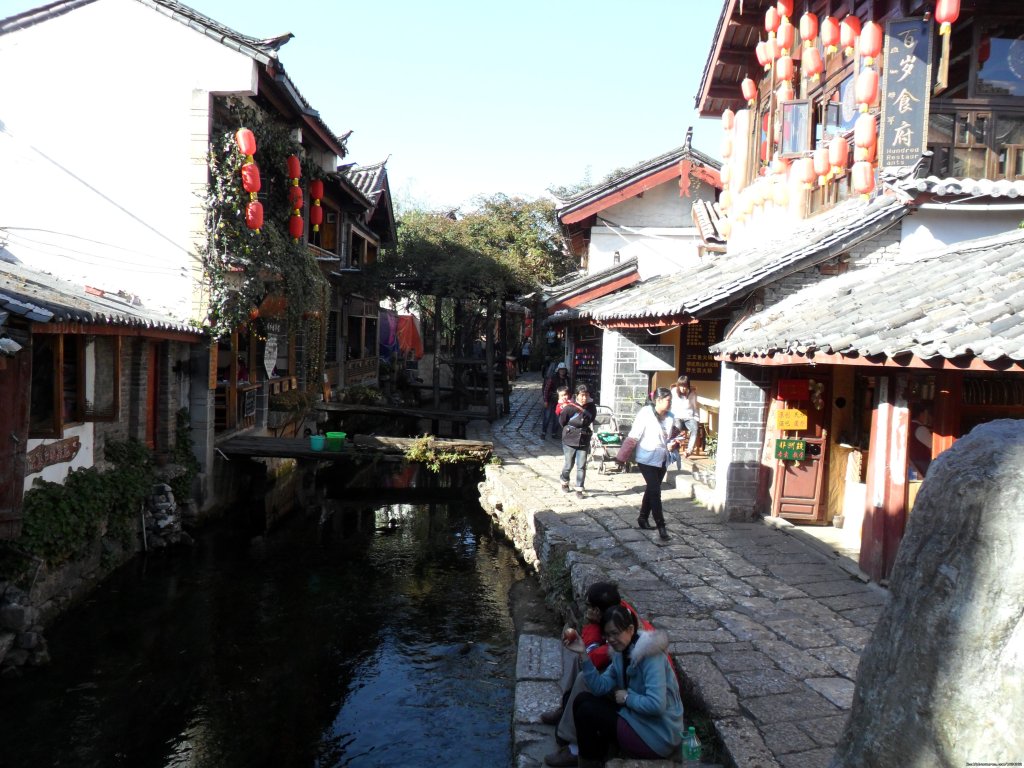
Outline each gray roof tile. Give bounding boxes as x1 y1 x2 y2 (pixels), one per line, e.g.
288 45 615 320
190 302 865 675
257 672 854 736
713 228 1024 364
577 195 909 322
0 260 198 334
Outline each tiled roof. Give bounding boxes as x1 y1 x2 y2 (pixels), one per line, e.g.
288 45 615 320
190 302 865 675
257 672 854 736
556 143 721 216
577 194 910 322
893 176 1024 199
712 228 1024 364
0 260 199 334
343 162 388 203
544 257 639 308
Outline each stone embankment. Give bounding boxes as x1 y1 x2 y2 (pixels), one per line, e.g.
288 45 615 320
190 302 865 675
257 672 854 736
470 374 888 768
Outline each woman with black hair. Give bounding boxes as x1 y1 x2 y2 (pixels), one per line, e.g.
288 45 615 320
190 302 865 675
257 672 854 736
627 387 682 540
565 604 684 766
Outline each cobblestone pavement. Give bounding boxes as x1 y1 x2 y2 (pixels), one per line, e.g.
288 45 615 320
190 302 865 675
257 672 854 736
472 372 889 768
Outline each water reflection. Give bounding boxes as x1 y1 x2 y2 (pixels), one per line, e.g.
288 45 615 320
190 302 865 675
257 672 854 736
0 473 523 768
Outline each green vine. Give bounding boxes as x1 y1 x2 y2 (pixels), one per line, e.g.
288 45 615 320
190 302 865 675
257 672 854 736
169 408 201 503
21 440 155 566
199 98 328 352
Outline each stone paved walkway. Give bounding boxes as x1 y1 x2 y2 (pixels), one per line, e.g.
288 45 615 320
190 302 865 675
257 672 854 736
469 373 889 768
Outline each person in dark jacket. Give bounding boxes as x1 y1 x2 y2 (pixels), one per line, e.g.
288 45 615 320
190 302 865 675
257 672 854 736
559 384 597 497
542 362 570 438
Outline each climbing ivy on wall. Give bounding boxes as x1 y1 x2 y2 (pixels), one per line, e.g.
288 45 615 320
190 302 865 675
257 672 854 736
199 98 328 349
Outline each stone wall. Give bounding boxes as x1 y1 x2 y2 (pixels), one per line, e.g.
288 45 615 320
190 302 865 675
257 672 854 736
715 363 770 521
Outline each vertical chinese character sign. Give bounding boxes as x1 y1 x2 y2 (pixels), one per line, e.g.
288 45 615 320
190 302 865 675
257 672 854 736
880 18 933 168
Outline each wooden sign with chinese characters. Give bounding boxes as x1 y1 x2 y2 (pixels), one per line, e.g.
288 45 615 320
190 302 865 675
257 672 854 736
880 18 933 168
208 342 218 390
775 409 808 430
775 438 807 461
26 436 81 474
679 319 725 380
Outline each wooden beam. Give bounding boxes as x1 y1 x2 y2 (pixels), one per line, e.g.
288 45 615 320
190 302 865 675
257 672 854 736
718 350 1024 372
717 48 758 67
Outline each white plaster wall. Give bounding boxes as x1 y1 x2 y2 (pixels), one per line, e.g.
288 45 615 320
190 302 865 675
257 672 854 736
901 208 1024 255
586 179 715 279
0 0 257 321
24 424 96 488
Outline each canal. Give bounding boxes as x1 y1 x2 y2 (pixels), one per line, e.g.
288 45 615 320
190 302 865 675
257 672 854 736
0 464 553 767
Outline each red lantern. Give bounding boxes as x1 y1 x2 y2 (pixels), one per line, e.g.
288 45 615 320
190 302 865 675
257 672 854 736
776 80 795 103
936 0 960 36
721 134 734 159
756 41 770 70
722 109 735 131
764 37 779 62
854 143 877 163
852 161 875 195
859 21 883 65
310 204 323 228
800 13 818 47
979 36 991 67
741 77 758 105
720 190 733 210
855 68 879 111
828 135 849 175
855 113 877 150
841 15 861 57
241 162 261 193
802 48 824 82
795 157 816 188
777 18 795 54
286 154 301 179
310 179 324 200
289 214 304 240
721 164 732 186
777 0 793 20
775 55 795 82
245 200 263 231
288 185 303 211
235 128 256 157
765 6 780 36
821 16 840 55
813 147 831 179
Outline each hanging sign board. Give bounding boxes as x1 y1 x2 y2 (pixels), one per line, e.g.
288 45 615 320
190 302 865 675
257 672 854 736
776 409 808 430
778 379 810 401
775 438 807 461
879 18 933 168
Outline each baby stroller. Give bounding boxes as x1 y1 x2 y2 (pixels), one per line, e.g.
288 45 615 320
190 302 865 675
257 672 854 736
590 405 628 473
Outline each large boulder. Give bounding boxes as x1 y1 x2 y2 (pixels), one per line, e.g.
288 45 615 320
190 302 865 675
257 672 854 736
831 419 1024 767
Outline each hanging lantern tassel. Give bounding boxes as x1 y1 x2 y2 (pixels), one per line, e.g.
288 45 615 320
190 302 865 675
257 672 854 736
841 15 861 59
821 16 839 57
310 179 324 233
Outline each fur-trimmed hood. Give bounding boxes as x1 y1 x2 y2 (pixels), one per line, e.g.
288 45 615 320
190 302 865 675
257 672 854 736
624 628 669 670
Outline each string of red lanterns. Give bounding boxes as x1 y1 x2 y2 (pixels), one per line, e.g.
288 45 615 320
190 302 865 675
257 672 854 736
286 154 303 242
310 179 324 233
235 128 263 233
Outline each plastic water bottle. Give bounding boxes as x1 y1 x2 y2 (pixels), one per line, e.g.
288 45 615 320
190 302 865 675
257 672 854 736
682 725 701 764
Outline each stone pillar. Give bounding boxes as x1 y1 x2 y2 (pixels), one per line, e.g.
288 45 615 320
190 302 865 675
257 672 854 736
830 420 1024 767
189 342 215 509
716 363 770 521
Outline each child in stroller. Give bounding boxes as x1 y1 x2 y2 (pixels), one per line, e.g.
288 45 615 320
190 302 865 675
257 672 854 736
589 405 628 473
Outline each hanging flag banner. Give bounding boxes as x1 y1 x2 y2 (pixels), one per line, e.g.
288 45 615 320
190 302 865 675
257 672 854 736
880 18 933 168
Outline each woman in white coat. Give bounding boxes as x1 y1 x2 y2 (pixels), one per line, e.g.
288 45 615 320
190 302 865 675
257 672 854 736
627 387 681 541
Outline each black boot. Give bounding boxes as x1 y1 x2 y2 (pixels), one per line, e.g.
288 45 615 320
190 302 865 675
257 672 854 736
637 514 654 530
657 524 670 541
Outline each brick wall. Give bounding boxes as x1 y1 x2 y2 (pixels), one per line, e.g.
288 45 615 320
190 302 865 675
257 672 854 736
608 330 653 430
716 363 771 521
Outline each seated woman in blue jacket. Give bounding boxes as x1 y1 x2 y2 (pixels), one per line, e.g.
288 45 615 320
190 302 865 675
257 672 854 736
564 604 684 766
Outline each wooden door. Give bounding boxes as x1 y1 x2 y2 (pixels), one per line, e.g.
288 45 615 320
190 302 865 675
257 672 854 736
0 342 31 539
772 373 831 523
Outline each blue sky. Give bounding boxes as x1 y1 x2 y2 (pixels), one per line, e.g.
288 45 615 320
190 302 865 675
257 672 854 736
5 0 726 211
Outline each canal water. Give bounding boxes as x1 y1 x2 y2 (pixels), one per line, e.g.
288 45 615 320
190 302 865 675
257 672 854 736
0 465 545 767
